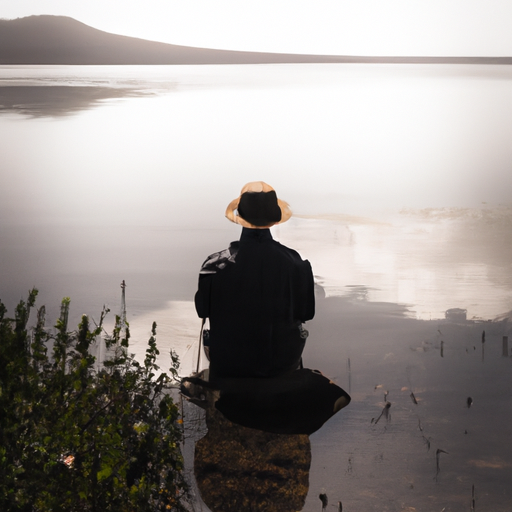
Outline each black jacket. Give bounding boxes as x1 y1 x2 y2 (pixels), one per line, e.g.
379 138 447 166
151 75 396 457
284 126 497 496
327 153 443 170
195 228 315 379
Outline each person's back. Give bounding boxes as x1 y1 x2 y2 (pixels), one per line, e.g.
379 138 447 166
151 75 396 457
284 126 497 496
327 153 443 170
194 182 315 379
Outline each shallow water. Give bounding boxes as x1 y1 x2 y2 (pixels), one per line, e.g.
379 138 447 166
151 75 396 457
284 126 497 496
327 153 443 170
2 63 512 510
302 297 512 511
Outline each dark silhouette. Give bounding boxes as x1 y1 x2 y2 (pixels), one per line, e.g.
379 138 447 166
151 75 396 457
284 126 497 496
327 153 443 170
195 182 314 380
187 182 350 434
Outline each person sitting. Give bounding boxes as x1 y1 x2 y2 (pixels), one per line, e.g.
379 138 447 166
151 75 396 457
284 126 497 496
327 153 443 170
194 181 315 380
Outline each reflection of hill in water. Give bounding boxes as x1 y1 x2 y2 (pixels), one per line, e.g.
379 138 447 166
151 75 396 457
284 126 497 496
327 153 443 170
194 406 311 512
0 86 150 117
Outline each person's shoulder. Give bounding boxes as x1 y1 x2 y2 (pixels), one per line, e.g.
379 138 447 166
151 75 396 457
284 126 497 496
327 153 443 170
272 240 310 264
200 241 240 274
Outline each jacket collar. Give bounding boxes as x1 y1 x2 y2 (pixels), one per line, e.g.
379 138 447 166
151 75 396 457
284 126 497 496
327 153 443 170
240 227 273 242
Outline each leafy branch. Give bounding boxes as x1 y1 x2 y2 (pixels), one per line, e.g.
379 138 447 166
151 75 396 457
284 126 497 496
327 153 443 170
0 289 188 512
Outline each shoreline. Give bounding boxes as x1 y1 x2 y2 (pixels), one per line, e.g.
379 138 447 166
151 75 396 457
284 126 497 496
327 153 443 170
126 294 512 380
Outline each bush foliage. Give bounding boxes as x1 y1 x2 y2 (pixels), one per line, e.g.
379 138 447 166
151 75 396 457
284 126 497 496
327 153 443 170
0 289 188 511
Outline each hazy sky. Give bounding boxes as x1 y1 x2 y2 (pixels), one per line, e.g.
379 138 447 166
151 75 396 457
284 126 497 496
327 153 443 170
2 0 512 57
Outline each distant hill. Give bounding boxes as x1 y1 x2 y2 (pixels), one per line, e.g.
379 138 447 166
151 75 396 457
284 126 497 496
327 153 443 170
0 15 352 65
1 15 511 65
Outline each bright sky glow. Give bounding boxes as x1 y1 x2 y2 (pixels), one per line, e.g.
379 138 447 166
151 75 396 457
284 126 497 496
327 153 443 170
2 0 512 56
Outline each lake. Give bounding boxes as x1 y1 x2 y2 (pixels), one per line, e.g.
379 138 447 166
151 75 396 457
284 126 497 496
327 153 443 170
1 63 512 510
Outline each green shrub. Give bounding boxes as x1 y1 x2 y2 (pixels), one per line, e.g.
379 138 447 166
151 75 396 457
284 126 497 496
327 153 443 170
0 289 188 511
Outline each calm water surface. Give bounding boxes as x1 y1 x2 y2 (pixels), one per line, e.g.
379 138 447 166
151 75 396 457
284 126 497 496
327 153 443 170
1 64 512 510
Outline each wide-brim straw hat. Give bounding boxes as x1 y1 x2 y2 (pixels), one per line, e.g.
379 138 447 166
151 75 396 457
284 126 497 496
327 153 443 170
225 181 292 229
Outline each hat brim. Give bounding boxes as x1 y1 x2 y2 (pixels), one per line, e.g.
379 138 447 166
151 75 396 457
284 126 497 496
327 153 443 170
225 197 292 229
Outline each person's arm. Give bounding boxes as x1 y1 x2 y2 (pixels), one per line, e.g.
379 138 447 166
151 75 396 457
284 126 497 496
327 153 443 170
194 273 212 319
295 260 315 322
194 242 239 319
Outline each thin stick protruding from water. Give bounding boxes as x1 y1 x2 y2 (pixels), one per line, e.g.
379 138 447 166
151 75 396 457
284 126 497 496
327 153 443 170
434 449 448 481
347 357 351 394
374 402 391 424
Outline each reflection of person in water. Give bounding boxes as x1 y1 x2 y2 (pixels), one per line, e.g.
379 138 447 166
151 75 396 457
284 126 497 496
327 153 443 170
194 181 315 380
194 405 312 512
